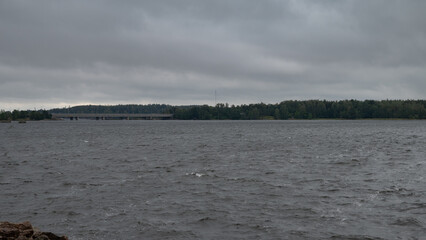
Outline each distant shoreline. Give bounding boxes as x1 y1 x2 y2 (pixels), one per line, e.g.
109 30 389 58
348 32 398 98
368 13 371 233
2 118 425 123
2 100 425 121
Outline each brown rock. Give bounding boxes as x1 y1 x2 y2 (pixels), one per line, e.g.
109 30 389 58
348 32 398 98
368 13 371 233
0 222 67 240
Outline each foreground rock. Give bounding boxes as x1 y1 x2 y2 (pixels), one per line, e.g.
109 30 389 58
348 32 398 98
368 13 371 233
0 221 67 240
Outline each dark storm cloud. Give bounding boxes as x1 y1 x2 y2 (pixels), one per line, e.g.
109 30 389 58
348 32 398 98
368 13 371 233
0 0 425 109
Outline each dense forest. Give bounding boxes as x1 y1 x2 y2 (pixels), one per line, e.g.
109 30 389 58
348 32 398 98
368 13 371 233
169 100 426 120
0 110 51 121
1 100 425 121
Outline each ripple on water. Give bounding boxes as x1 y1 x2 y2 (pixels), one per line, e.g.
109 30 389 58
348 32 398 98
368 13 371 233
1 120 425 239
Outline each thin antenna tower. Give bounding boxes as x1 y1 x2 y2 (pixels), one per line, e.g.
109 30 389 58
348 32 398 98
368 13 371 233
214 90 217 106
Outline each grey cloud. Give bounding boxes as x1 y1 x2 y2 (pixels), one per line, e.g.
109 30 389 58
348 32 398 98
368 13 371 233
0 0 425 109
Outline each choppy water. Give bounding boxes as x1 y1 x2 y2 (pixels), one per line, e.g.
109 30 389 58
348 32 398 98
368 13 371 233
1 120 425 239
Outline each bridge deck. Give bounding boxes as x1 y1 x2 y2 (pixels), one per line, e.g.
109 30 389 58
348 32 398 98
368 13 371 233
51 113 173 120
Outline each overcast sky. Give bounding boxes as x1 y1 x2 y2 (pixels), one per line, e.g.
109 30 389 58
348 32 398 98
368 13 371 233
1 0 425 110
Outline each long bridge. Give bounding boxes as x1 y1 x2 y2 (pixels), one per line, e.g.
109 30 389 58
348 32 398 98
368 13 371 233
51 113 173 120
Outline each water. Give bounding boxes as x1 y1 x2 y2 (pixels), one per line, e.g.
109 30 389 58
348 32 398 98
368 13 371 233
1 120 425 239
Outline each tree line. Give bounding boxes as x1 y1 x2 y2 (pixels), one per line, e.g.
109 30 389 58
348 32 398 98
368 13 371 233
167 100 426 120
0 110 52 121
2 100 425 121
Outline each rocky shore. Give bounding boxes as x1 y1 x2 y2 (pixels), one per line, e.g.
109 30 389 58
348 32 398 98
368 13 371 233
0 222 67 240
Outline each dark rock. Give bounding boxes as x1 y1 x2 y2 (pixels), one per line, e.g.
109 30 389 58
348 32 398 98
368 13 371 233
0 222 67 240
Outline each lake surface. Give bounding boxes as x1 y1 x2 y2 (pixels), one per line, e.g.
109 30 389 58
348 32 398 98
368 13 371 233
1 120 425 239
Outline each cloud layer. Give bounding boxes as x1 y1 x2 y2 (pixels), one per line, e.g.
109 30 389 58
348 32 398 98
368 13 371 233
1 0 425 109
